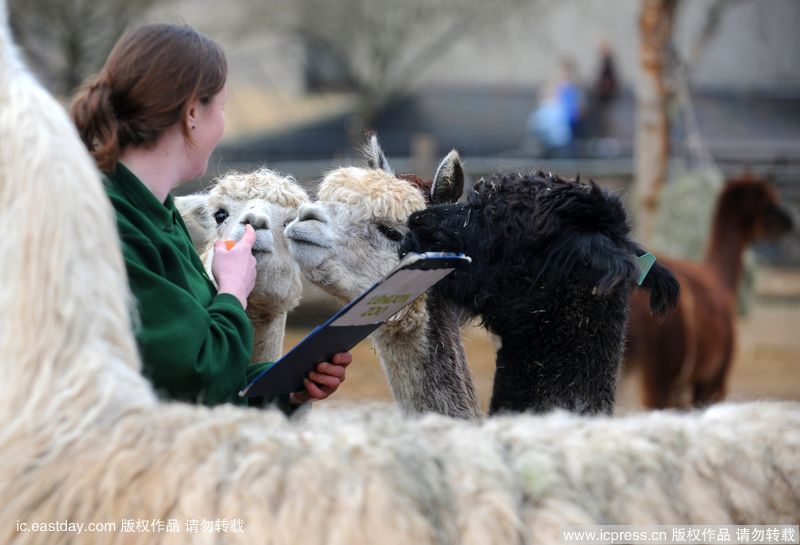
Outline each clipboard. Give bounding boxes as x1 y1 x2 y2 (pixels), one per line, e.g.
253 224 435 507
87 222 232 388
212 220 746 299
240 252 471 397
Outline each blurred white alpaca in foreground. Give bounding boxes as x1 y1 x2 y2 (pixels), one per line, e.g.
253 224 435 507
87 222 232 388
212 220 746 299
0 8 798 545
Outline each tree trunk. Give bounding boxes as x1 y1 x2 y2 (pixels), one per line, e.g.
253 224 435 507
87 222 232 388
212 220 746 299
634 0 678 243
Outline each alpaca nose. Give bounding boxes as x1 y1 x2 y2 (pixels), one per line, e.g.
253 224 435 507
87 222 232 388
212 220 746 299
297 204 328 224
241 212 270 231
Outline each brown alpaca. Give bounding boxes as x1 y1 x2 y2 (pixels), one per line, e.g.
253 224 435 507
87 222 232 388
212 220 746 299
625 174 793 409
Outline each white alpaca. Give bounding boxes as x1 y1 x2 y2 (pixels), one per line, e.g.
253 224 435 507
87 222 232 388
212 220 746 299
1 13 799 545
176 170 309 363
286 138 481 418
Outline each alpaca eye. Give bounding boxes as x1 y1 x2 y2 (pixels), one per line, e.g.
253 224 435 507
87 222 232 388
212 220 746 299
376 224 403 242
213 209 229 225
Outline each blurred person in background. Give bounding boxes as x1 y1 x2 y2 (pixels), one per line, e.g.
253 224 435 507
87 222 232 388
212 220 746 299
528 80 573 155
591 40 618 137
528 59 584 156
557 58 584 140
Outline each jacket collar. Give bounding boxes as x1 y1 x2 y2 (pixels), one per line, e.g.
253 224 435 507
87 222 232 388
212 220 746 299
108 162 178 231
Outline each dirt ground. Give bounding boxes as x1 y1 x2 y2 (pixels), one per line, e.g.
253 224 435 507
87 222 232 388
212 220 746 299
283 266 800 413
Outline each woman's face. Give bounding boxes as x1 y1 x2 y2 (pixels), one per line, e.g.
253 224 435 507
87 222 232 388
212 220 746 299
185 85 227 180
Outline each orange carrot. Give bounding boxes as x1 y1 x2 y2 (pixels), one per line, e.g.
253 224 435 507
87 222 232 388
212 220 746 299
224 240 236 250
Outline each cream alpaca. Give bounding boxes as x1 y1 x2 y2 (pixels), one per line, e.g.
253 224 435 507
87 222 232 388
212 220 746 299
176 169 310 363
1 13 799 545
286 141 480 418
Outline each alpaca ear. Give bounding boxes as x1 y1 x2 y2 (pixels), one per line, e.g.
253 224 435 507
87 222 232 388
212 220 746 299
175 193 210 224
584 238 639 298
175 194 213 252
639 260 680 316
431 150 464 204
362 133 394 174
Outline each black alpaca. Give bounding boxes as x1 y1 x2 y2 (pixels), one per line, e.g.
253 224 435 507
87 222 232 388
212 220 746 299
401 171 679 415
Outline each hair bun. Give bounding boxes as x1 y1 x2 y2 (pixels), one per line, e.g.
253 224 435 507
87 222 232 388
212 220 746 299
85 80 112 110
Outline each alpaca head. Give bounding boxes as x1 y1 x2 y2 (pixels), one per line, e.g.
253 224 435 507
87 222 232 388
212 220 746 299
717 173 793 242
285 135 463 302
401 171 680 328
180 169 310 315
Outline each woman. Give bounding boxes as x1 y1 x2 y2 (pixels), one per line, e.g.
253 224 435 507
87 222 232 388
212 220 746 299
70 24 349 408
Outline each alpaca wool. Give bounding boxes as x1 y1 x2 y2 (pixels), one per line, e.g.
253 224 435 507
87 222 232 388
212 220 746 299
319 166 426 225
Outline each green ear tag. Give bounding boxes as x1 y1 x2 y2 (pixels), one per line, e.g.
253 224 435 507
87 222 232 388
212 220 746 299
636 253 656 286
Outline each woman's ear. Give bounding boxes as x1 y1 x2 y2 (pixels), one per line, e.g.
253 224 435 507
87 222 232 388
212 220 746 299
186 99 200 130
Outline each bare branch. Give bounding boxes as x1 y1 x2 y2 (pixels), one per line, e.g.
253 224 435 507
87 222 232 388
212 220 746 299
687 0 753 68
8 0 160 94
236 0 540 126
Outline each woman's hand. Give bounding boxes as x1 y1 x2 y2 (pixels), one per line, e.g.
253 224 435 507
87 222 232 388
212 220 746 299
290 352 352 405
212 225 257 309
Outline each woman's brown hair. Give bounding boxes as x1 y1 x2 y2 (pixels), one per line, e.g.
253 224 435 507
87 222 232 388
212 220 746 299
70 24 227 172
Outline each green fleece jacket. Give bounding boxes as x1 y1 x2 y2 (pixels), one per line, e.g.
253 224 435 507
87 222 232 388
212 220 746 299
102 162 275 407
